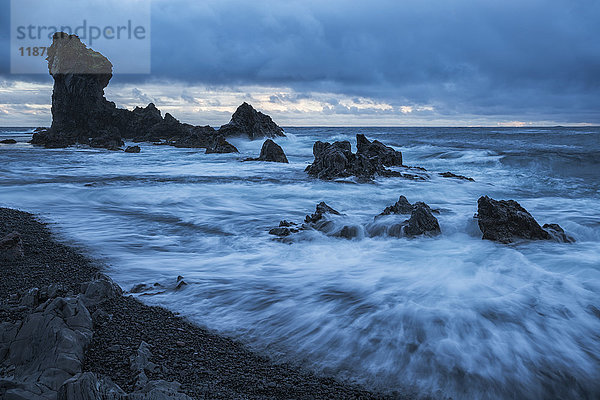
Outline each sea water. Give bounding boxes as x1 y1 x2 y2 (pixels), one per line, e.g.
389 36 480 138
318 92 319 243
1 126 599 399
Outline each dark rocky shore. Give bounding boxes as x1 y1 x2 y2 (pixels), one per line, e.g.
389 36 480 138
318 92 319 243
0 208 400 400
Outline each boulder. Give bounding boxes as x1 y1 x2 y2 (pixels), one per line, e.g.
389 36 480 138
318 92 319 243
0 139 17 144
80 274 123 306
219 102 285 140
124 146 141 153
403 202 441 237
356 134 402 166
245 139 289 163
0 231 24 262
376 195 413 218
476 196 572 243
205 135 239 154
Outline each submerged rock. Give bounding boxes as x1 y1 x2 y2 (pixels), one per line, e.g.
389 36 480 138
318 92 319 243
439 171 474 181
543 223 575 243
125 145 141 153
219 102 285 140
245 139 289 163
476 196 573 243
0 231 24 262
0 139 17 144
205 135 239 154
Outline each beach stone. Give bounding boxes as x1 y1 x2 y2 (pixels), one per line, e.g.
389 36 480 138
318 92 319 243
245 139 289 163
0 231 24 262
356 134 403 166
80 274 123 306
477 196 552 243
219 102 285 140
124 146 141 153
205 135 239 154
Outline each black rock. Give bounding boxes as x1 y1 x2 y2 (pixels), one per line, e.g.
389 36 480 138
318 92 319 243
439 172 474 181
219 102 285 140
89 129 124 150
205 135 239 154
306 135 414 181
168 125 218 148
376 195 414 218
305 202 341 224
269 227 292 237
1 139 17 144
245 139 289 163
125 146 141 153
356 134 403 166
403 202 441 237
543 223 575 243
476 196 552 243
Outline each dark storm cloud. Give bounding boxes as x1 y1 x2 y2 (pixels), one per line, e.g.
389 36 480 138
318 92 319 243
1 0 599 123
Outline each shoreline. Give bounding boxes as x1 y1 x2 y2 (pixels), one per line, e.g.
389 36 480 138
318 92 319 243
0 207 400 399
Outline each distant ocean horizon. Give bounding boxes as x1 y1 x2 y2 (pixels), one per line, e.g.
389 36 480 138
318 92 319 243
2 126 599 399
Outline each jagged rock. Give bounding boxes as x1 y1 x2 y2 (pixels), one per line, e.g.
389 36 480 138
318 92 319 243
305 202 341 224
0 296 93 398
306 135 417 181
356 134 402 166
439 172 474 181
376 195 413 218
403 202 441 237
543 223 575 243
205 135 239 154
476 196 572 243
219 102 284 140
130 341 158 374
168 126 217 148
80 274 123 306
1 139 17 144
245 139 289 163
125 146 141 153
0 231 24 262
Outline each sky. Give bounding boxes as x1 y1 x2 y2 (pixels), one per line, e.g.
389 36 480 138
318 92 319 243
1 0 599 127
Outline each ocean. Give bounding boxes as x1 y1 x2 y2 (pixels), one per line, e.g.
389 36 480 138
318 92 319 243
1 126 599 399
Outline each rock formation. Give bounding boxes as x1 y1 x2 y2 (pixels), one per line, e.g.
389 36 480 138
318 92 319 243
305 134 425 181
0 139 17 144
368 199 441 238
0 274 192 400
376 195 414 218
30 33 271 152
439 172 474 181
476 196 573 243
125 145 141 153
244 139 289 163
356 134 403 166
219 102 285 140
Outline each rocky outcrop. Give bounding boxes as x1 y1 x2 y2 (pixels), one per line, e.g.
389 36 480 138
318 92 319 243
219 102 285 140
305 135 425 181
356 134 402 166
476 196 574 243
0 231 24 262
439 172 474 181
30 33 280 151
244 139 289 163
0 139 17 144
125 146 141 153
368 200 441 238
269 202 345 238
0 274 192 400
205 135 239 154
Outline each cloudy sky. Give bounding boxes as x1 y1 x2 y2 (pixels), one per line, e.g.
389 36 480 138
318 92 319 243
1 0 599 127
